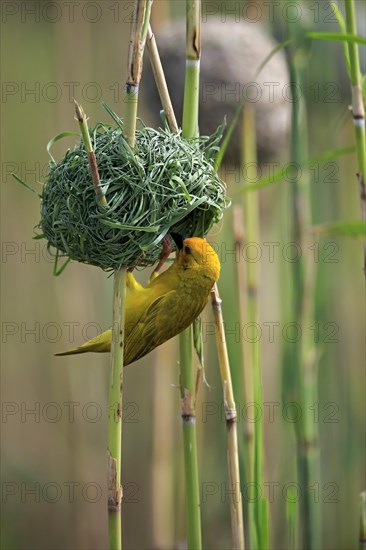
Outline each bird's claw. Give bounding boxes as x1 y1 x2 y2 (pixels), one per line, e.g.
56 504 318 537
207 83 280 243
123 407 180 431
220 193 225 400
151 235 173 277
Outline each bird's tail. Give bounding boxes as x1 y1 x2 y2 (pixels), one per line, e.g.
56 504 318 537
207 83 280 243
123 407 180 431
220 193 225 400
55 347 92 356
55 329 112 356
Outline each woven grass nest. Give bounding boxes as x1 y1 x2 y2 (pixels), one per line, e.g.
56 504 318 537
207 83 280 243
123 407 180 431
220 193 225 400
39 110 228 272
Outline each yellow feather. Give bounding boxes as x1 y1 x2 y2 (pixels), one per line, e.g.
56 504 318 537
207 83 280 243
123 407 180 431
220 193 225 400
55 238 220 366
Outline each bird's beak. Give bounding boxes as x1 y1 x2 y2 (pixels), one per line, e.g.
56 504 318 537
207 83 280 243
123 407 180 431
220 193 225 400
170 232 185 250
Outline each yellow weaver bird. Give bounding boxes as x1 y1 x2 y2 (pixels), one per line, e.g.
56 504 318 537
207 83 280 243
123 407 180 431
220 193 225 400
55 236 220 366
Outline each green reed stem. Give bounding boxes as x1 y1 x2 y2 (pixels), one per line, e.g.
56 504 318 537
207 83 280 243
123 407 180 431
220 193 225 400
182 0 200 139
179 326 202 550
286 11 321 548
108 3 151 549
231 205 252 544
179 2 202 549
108 269 127 550
286 494 298 550
344 0 366 274
290 66 321 550
241 107 267 550
124 0 151 147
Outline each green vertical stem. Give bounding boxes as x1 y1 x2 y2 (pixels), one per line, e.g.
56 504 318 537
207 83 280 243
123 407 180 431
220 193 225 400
108 2 151 549
344 0 366 173
286 10 320 549
179 2 202 549
233 204 254 488
108 270 127 550
241 107 267 550
124 0 152 147
286 495 298 550
145 10 201 547
73 99 125 550
145 23 178 547
344 0 366 275
182 0 200 139
182 62 200 138
232 205 253 548
179 327 202 550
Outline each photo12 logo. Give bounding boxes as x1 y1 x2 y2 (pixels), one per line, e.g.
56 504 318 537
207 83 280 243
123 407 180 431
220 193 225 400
1 480 140 503
200 320 340 345
1 80 127 105
201 400 340 425
1 400 140 424
201 1 341 24
201 480 339 504
1 2 140 24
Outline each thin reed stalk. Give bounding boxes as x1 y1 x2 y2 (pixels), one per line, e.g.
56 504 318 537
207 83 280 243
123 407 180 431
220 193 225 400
240 107 267 550
179 2 202 548
232 205 253 547
344 0 366 274
232 206 254 476
210 284 245 550
108 2 151 548
286 13 320 549
73 99 107 207
146 26 179 133
107 270 127 550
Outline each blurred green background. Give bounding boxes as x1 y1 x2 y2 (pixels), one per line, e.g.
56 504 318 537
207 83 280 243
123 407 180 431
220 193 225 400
1 1 365 549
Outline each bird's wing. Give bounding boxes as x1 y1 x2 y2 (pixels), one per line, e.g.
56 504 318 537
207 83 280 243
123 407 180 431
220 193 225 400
124 289 178 365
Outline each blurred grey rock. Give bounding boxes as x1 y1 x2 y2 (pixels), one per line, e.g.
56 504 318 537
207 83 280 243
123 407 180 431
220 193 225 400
142 19 291 163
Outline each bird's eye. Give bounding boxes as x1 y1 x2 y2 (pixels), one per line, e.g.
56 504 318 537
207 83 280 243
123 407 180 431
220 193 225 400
184 245 192 255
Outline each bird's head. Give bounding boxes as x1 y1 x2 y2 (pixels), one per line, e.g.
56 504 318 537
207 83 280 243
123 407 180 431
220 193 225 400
171 234 220 284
